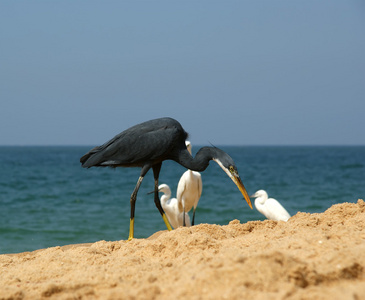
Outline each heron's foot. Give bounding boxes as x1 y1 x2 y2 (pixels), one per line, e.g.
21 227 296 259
162 213 173 231
128 218 135 241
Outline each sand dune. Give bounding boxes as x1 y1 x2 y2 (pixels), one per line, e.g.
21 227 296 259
1 200 364 299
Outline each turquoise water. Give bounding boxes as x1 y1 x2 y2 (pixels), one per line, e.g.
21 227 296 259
1 146 364 254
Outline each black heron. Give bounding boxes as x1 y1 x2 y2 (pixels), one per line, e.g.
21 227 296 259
80 117 252 240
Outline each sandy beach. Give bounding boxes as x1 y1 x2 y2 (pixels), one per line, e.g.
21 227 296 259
1 199 364 300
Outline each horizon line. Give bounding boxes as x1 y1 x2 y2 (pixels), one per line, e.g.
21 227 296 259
1 144 364 147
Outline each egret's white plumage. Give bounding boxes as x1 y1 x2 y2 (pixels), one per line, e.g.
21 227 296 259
158 184 191 229
252 190 291 222
176 141 203 225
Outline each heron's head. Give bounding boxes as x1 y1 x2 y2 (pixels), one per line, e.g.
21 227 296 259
212 149 253 209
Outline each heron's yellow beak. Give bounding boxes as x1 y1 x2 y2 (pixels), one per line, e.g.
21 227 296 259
212 158 253 209
232 176 253 209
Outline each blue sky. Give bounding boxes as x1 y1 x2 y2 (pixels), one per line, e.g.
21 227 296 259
1 1 364 146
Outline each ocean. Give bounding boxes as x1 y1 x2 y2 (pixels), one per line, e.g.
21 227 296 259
1 146 364 254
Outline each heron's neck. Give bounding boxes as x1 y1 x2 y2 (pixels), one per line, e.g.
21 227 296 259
177 147 218 172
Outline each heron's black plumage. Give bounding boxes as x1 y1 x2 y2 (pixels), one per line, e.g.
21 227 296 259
80 117 188 168
80 117 252 240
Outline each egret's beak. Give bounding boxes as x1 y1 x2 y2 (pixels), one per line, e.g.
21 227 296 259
148 188 162 195
232 176 253 209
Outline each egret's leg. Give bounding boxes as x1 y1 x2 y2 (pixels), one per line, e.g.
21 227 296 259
128 176 144 241
192 208 196 226
152 164 172 231
183 201 186 227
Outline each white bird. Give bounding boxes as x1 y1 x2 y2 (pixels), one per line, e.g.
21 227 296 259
158 184 191 229
177 141 203 226
251 190 291 222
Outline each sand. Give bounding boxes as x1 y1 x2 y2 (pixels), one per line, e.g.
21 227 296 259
1 200 364 300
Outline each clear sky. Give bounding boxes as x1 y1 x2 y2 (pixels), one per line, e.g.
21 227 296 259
1 1 364 146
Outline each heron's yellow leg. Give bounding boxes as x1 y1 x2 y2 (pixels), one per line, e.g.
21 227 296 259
128 176 144 241
162 213 173 231
128 218 135 241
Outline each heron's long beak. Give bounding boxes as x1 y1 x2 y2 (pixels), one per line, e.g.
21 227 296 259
232 176 253 209
213 158 253 209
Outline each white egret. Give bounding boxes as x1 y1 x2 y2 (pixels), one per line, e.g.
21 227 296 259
251 190 291 222
176 141 203 226
158 184 191 229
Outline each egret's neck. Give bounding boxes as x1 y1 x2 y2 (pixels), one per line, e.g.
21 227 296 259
160 192 170 204
257 196 266 205
256 192 268 204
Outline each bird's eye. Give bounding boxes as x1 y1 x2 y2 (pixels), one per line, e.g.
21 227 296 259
229 166 235 173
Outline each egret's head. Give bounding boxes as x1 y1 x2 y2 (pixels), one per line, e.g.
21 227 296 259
212 149 252 209
148 184 171 196
251 190 267 198
185 140 192 155
251 190 268 204
158 184 171 195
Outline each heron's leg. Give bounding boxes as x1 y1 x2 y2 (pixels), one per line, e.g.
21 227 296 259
192 208 196 226
152 164 172 231
128 176 144 241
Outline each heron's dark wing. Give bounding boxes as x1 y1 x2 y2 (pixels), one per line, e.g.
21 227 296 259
80 117 187 168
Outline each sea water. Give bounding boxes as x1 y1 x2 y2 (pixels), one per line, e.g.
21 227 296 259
0 146 364 254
